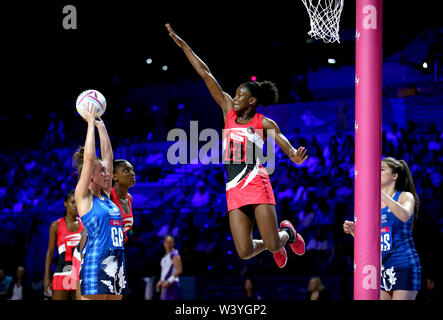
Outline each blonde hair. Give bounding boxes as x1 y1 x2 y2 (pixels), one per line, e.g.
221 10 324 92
72 146 102 179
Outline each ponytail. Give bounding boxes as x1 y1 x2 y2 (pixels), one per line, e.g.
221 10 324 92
383 157 420 228
398 160 420 216
240 80 279 106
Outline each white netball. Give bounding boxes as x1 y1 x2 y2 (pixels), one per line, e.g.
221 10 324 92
75 89 107 118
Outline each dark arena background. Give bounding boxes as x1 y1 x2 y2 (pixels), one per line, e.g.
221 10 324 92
0 0 441 306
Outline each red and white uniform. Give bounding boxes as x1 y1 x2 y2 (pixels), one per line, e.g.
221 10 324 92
223 109 276 212
52 217 84 291
110 187 133 243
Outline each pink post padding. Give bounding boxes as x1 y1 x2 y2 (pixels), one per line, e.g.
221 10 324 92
354 0 383 300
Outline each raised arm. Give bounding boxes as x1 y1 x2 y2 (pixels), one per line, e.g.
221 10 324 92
165 23 234 119
262 116 308 164
75 103 96 217
95 117 113 197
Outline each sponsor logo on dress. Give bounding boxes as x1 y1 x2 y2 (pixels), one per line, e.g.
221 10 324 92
381 265 397 291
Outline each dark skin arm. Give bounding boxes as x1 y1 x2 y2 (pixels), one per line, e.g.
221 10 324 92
166 23 234 121
262 117 308 164
44 220 58 296
166 23 308 164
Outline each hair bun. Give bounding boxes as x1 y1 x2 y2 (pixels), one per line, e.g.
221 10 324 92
72 146 85 172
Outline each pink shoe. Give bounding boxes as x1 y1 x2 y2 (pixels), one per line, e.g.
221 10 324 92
280 220 305 256
272 247 287 268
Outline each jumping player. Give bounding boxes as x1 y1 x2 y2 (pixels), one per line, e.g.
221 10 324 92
166 23 308 268
44 190 84 300
343 157 421 300
73 102 128 300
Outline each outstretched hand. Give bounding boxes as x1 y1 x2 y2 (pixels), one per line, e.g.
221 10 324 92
94 116 105 129
290 146 308 164
165 23 186 48
83 102 96 124
343 220 355 237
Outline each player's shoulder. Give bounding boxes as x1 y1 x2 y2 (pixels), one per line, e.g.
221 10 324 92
261 116 278 130
51 218 61 228
225 108 236 120
398 191 414 202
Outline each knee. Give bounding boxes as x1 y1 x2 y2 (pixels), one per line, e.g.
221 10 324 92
237 247 252 260
264 240 281 253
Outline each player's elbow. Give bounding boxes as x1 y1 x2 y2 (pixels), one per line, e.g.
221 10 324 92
200 70 213 80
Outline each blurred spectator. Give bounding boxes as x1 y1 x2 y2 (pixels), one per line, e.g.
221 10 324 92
0 119 441 298
173 189 192 209
0 268 13 301
156 235 183 300
191 180 211 208
305 276 331 300
277 183 294 201
195 230 217 256
313 197 334 227
297 202 316 233
416 277 441 301
329 242 353 276
241 277 263 301
157 216 180 239
7 266 31 300
335 178 353 200
305 226 335 274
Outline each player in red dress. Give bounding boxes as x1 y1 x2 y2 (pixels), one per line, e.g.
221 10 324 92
166 24 308 268
110 159 136 243
44 190 84 300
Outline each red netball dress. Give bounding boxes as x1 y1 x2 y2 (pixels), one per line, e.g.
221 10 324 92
52 217 84 291
223 109 276 212
110 187 133 243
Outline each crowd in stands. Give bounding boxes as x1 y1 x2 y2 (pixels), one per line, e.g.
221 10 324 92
0 115 441 300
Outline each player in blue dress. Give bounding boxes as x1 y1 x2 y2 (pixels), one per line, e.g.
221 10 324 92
343 157 421 300
73 102 129 300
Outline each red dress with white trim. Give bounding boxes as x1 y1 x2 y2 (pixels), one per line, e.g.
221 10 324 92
52 217 84 291
223 109 276 212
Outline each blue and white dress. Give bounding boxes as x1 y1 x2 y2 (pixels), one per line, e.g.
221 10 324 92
380 191 421 291
79 195 129 295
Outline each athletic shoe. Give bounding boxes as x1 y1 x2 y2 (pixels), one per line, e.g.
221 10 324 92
272 247 287 268
280 220 305 256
